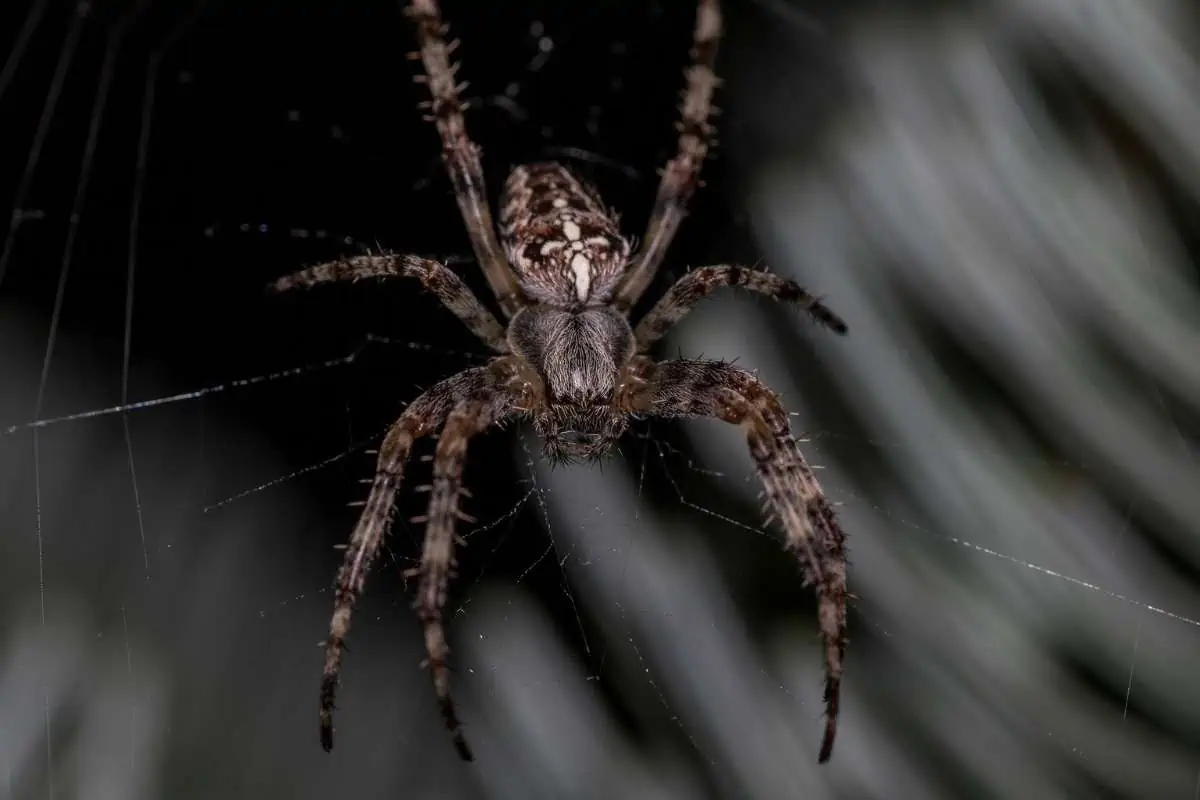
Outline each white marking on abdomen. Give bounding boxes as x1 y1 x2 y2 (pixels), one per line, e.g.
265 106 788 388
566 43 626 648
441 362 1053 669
570 252 591 301
562 220 581 241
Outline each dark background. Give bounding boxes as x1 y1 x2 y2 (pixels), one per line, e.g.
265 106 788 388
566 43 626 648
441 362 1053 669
0 0 839 571
3 1 1200 798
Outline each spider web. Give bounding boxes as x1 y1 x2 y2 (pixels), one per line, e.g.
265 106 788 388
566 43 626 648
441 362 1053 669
2 1 1200 798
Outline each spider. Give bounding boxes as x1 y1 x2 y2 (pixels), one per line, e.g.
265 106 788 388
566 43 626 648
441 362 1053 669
270 0 849 765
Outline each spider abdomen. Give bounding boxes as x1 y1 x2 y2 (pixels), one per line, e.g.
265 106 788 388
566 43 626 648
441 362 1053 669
499 163 631 307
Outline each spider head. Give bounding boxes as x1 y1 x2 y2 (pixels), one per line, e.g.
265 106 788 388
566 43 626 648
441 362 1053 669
508 305 635 464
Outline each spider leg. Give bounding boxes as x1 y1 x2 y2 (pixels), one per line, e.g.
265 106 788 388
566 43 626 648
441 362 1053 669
269 253 509 353
406 0 525 318
414 389 513 762
628 358 848 763
634 265 847 351
613 0 723 313
320 365 511 752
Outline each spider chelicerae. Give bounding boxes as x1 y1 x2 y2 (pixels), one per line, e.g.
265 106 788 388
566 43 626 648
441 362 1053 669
270 0 849 765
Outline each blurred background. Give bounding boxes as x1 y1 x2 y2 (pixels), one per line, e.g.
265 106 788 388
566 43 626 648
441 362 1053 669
2 0 1199 797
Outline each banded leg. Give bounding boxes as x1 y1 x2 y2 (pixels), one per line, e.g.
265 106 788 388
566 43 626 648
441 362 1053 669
414 391 514 761
406 0 525 317
270 253 509 352
613 0 723 313
630 358 848 763
634 265 848 351
320 365 503 752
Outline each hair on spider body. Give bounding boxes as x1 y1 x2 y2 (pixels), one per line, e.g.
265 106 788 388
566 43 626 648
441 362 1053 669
271 0 852 766
507 304 635 463
499 162 632 308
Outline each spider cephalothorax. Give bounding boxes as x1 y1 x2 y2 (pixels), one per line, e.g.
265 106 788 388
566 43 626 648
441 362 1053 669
508 305 635 463
271 0 851 765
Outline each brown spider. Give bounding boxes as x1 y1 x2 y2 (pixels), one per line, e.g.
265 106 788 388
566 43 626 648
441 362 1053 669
270 0 849 765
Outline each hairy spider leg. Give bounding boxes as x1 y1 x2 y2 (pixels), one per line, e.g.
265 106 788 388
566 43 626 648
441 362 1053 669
627 358 848 763
319 366 511 752
407 0 525 317
414 391 514 761
270 253 510 353
613 0 723 313
634 264 848 351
